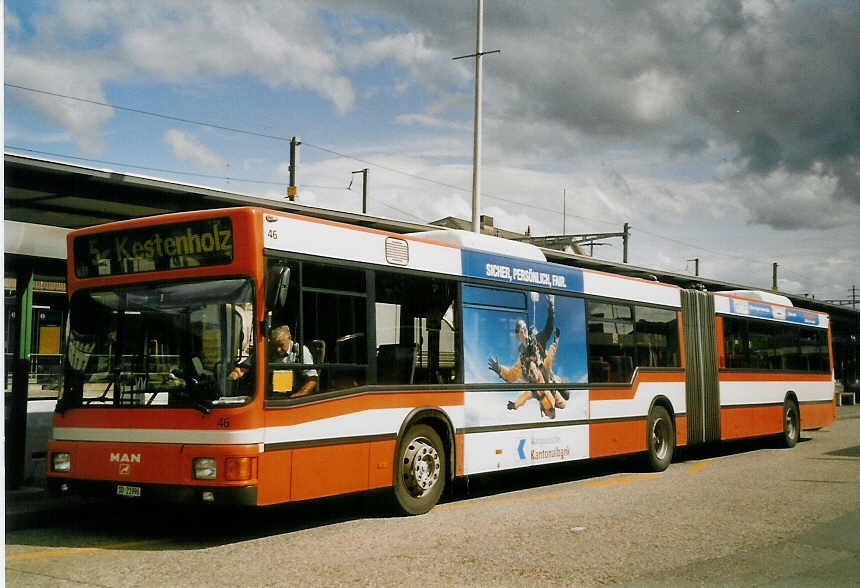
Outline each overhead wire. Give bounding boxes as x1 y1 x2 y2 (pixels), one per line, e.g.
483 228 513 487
6 145 423 222
5 82 819 283
4 82 617 227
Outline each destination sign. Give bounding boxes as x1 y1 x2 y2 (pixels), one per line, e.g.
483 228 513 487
74 217 234 278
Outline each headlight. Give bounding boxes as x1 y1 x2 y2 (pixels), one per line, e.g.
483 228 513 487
51 452 71 473
192 457 217 480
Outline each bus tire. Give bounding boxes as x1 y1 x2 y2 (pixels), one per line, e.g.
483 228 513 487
646 406 674 472
782 399 799 448
393 424 446 515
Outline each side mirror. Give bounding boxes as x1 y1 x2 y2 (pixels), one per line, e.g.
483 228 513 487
265 266 291 311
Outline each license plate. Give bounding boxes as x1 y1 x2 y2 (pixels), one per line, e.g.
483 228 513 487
116 485 141 498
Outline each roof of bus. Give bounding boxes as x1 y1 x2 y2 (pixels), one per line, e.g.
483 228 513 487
63 205 830 318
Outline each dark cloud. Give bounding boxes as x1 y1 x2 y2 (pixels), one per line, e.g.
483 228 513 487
349 1 860 208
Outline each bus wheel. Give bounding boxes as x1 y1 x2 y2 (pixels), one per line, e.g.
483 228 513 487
782 400 799 448
647 406 674 472
393 424 446 515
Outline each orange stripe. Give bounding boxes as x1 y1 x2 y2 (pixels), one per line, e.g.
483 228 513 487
435 489 578 511
714 316 725 369
686 459 710 474
589 370 684 401
720 404 782 439
800 401 836 430
53 403 262 430
265 390 464 426
259 448 292 505
584 473 660 488
6 539 168 561
589 418 647 458
675 414 688 447
455 433 465 476
259 437 399 505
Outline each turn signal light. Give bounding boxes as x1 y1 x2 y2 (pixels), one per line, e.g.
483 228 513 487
224 457 255 481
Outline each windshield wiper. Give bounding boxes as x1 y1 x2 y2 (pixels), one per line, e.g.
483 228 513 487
193 400 211 415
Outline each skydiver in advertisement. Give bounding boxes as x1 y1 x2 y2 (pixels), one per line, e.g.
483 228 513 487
488 294 570 418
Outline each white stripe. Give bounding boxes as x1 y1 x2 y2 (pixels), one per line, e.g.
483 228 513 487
582 271 681 307
265 405 464 445
720 379 834 406
52 427 264 445
52 405 465 447
263 214 462 276
589 381 687 420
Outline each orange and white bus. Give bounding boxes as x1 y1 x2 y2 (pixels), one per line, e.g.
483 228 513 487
47 207 836 514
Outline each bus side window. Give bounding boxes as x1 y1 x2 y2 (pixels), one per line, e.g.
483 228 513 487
375 272 459 386
302 264 367 393
586 301 636 383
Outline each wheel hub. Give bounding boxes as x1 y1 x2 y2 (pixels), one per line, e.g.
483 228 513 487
786 407 797 438
402 437 440 497
651 417 668 460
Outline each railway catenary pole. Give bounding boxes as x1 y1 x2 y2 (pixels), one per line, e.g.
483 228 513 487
454 1 499 234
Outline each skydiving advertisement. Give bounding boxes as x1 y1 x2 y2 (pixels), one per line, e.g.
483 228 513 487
462 283 588 427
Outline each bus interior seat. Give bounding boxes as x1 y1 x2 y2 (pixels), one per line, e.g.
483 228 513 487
191 356 213 378
377 344 417 385
310 339 326 364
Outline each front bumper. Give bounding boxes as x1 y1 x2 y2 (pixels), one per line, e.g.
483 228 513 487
47 477 258 506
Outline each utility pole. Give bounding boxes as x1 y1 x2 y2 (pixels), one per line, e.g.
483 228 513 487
454 0 499 234
287 136 301 201
563 188 567 235
772 262 779 291
622 222 630 263
351 168 368 214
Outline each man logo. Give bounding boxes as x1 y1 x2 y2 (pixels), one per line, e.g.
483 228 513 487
110 453 142 464
119 464 130 475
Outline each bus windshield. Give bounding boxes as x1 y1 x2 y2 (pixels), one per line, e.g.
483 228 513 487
59 279 255 412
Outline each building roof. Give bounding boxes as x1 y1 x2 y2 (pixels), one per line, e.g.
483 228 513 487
4 152 435 233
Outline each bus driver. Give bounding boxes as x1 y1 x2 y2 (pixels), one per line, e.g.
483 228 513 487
230 325 318 397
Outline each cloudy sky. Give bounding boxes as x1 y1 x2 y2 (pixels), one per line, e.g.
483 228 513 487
5 0 858 301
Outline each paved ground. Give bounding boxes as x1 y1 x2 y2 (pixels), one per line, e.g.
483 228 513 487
5 403 859 586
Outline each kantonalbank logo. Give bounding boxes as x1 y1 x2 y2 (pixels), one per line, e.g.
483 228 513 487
100 222 233 263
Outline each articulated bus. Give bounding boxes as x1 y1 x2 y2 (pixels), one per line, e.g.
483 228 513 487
47 207 836 514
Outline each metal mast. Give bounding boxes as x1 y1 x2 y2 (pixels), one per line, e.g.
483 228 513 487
454 0 499 234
